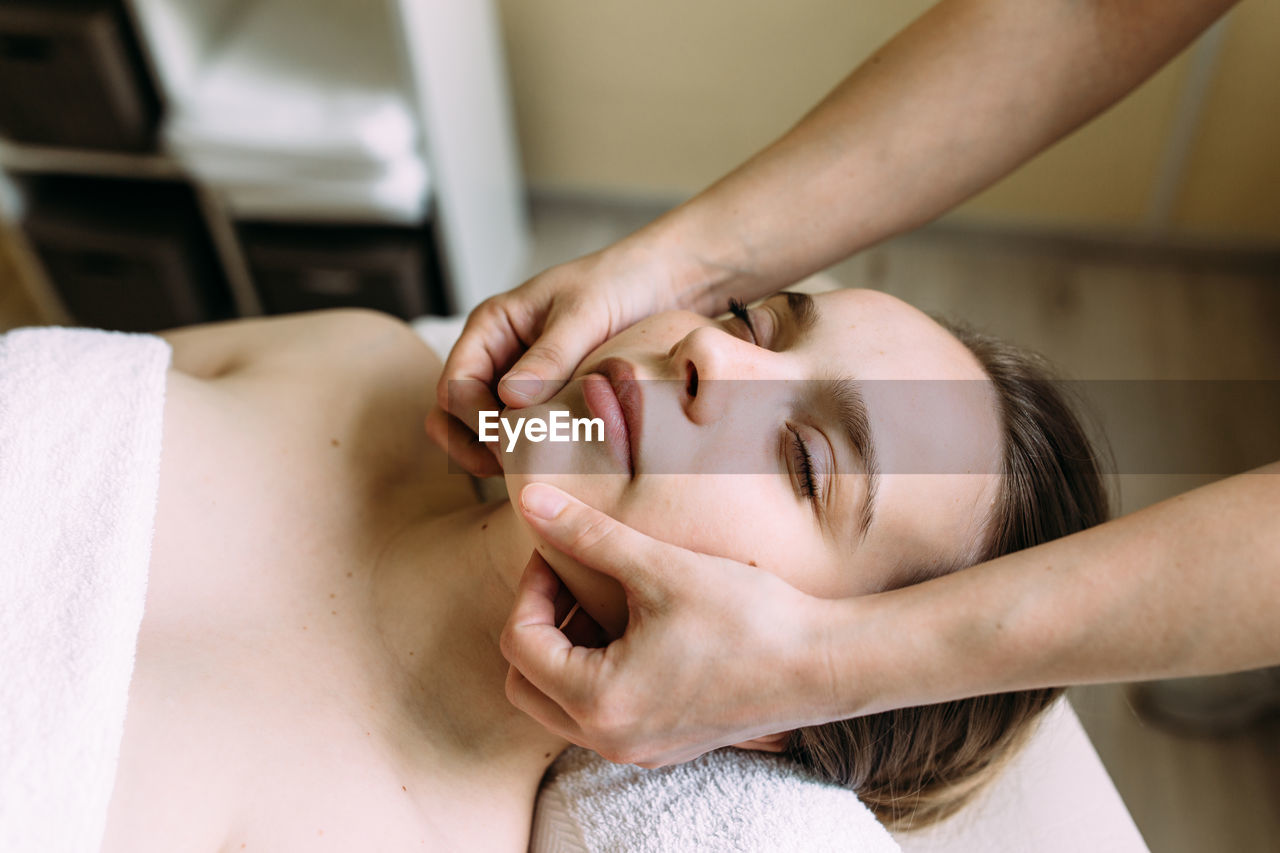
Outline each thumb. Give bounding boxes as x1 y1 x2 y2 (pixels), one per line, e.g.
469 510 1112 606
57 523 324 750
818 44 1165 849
498 312 608 407
518 483 677 603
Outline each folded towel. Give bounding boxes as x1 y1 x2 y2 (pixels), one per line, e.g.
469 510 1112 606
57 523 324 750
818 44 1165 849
532 746 901 853
165 0 417 165
167 95 418 167
218 154 430 224
0 328 171 853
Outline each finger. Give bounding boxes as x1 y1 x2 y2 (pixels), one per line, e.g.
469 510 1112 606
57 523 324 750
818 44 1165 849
498 312 608 408
516 549 579 628
502 601 609 724
424 407 503 477
502 628 618 751
424 407 503 476
517 551 609 648
504 664 587 745
561 605 610 648
506 550 567 634
551 581 579 629
502 555 615 709
518 483 679 601
437 304 531 418
443 377 505 443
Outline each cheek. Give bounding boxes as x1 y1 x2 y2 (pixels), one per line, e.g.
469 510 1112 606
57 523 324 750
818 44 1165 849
508 472 836 637
615 476 821 578
617 477 863 600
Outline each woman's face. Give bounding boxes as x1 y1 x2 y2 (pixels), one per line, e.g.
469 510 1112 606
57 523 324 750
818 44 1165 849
502 289 1002 633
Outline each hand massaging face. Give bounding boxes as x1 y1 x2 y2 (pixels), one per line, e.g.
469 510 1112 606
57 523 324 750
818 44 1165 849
499 289 1005 634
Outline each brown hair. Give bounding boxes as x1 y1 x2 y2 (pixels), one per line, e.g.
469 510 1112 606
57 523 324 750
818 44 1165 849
784 322 1111 831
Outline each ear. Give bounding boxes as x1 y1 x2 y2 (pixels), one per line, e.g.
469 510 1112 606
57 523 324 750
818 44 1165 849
733 731 791 753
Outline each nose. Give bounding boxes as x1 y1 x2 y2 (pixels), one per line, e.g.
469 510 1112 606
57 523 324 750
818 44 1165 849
668 324 779 425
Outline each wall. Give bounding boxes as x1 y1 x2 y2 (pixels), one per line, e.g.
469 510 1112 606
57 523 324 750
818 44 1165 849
1172 0 1280 239
496 0 1280 242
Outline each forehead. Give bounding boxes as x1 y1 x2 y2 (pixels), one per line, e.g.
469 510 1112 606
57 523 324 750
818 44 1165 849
806 289 989 382
803 289 1003 581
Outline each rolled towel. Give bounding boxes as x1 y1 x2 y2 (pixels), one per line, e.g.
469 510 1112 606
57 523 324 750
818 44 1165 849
0 328 170 853
532 746 901 853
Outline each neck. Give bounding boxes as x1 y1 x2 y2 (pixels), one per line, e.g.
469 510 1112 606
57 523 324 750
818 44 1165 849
373 496 568 771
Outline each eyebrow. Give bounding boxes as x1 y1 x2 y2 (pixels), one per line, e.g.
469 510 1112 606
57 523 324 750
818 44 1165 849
783 291 819 335
779 291 880 537
829 377 880 537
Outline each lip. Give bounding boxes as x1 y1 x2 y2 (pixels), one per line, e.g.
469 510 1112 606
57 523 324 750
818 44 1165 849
582 357 642 476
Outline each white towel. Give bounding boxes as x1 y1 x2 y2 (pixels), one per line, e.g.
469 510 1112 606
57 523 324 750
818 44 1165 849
165 0 414 158
532 746 901 853
162 0 426 223
0 328 171 853
217 154 430 225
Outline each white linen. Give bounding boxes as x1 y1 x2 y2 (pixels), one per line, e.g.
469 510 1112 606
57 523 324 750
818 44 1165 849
0 328 170 853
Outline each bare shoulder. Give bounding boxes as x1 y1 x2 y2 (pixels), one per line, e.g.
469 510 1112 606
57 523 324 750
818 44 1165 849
140 310 470 637
152 309 456 524
158 309 440 383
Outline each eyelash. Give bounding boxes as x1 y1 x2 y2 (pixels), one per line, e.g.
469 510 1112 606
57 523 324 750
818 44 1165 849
730 299 818 503
727 298 757 345
788 425 819 500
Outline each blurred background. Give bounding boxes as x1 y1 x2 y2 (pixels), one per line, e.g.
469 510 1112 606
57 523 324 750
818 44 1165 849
503 0 1280 240
0 1 1276 850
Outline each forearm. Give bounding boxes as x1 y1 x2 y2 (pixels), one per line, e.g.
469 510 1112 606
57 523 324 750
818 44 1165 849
625 0 1236 314
824 463 1280 718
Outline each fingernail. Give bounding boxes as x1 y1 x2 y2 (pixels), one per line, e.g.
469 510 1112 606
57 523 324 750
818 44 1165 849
501 372 543 403
521 483 567 520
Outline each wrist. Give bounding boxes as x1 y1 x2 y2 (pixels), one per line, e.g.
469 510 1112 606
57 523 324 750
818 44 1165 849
805 578 1004 723
804 593 904 721
618 200 774 316
786 593 887 726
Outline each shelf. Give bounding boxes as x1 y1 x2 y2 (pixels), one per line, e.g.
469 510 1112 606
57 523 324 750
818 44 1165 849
2 0 529 320
0 140 183 180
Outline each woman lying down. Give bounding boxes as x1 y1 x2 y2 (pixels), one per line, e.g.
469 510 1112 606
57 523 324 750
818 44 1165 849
102 288 1107 850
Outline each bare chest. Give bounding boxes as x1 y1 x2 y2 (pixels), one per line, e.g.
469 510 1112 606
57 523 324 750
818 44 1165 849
101 369 532 850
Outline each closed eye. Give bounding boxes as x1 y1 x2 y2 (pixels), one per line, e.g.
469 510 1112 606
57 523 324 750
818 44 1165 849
727 298 758 345
787 425 819 501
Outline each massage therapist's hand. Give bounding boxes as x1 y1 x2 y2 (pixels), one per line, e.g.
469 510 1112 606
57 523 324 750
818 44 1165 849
427 244 694 477
500 483 842 767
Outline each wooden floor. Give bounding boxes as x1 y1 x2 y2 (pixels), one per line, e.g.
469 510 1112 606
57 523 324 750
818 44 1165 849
3 201 1278 852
